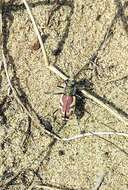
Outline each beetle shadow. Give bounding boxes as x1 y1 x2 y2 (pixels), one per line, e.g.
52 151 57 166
74 79 93 121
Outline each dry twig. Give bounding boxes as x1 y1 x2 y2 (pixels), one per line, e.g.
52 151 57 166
63 131 128 141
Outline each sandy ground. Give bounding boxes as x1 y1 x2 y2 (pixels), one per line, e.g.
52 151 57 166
0 0 128 189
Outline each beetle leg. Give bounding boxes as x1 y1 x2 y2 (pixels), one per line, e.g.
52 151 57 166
70 96 76 108
44 91 63 95
76 94 82 99
76 118 82 133
57 85 64 89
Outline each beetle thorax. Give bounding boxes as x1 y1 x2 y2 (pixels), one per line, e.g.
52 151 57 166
64 79 76 96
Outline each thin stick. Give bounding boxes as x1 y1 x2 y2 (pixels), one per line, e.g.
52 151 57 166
2 52 61 140
48 64 68 80
63 131 128 141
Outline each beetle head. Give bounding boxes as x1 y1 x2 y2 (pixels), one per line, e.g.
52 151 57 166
65 79 75 86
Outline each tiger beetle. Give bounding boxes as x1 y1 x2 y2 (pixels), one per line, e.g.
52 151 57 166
46 66 92 124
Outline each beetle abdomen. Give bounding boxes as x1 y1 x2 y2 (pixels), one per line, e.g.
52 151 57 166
60 95 75 119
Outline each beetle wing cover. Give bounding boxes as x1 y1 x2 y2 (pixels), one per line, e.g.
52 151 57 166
60 95 75 117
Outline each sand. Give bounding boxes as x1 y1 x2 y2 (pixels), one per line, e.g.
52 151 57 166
0 0 128 189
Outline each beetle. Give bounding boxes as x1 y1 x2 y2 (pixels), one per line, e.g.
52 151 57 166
58 74 90 123
46 75 88 124
46 65 92 123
